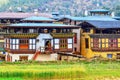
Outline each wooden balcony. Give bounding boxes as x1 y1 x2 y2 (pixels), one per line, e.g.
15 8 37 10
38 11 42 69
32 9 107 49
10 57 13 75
51 33 74 38
92 48 120 52
90 34 120 38
0 32 6 34
5 33 39 38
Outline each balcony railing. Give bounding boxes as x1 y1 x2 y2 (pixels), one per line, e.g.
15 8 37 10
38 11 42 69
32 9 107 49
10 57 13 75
89 34 120 38
92 48 120 52
51 33 74 38
5 33 39 38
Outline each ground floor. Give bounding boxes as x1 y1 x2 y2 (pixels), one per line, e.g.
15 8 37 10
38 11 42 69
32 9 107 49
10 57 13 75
81 50 120 60
5 53 34 62
5 52 58 62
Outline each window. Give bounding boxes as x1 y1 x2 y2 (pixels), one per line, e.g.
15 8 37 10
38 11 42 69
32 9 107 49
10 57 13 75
29 39 36 50
85 38 89 49
19 56 28 61
20 39 29 44
93 38 99 48
60 39 67 49
10 39 19 50
29 29 34 33
74 33 77 44
107 54 113 59
109 39 117 48
68 38 73 49
54 39 59 49
6 39 10 48
117 53 120 59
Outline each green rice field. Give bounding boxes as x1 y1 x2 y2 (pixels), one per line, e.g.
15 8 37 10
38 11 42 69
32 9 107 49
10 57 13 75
0 60 120 80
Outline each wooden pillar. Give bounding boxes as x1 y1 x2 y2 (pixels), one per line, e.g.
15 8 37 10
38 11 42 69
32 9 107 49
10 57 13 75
21 28 23 33
37 28 39 33
7 28 9 33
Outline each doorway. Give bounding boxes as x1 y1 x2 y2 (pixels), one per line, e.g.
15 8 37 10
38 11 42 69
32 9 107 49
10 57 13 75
117 53 120 59
45 40 52 51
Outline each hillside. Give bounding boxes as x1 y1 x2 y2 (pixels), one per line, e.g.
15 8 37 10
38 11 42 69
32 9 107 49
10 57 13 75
0 0 120 16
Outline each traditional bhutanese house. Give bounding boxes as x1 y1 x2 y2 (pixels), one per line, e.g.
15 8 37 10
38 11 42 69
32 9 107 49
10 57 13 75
78 9 120 59
56 8 120 58
80 20 120 59
4 16 79 62
0 12 52 60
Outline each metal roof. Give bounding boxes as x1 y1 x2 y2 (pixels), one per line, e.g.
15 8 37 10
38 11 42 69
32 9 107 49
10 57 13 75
86 21 120 28
58 15 84 21
84 16 117 21
89 9 109 12
8 23 78 28
58 15 117 21
22 16 54 21
0 12 52 19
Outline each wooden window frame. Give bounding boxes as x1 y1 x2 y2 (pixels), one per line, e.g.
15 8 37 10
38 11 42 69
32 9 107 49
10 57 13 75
29 39 36 50
60 38 68 49
108 38 118 48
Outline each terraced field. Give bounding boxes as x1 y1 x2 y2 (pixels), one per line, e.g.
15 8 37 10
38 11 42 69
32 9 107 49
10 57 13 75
0 61 120 80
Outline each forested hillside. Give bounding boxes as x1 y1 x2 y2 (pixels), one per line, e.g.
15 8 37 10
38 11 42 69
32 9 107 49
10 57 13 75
0 0 120 16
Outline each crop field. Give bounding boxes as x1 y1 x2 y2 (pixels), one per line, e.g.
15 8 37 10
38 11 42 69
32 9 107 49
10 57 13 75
0 61 120 80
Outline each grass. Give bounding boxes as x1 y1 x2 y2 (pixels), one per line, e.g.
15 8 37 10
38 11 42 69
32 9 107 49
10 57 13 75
0 61 120 80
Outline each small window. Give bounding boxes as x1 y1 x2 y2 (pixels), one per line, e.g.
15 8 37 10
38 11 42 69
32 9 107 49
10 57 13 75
107 54 113 59
74 33 77 44
85 38 89 49
117 53 120 59
19 56 28 61
20 39 29 44
29 29 34 33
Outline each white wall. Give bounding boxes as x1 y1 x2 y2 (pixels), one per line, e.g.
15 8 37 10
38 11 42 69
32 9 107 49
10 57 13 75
72 28 80 52
9 53 34 62
36 33 53 51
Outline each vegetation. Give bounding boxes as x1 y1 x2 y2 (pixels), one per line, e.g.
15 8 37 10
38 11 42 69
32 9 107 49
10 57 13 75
0 60 120 80
0 0 120 16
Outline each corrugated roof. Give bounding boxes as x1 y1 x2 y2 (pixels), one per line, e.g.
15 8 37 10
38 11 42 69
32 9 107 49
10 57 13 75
0 12 52 19
86 21 120 28
8 23 78 28
58 15 84 21
22 16 54 21
58 15 117 21
89 9 109 12
84 16 117 21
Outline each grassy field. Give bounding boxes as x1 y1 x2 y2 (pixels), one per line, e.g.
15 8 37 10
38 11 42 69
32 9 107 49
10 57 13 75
0 60 120 80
